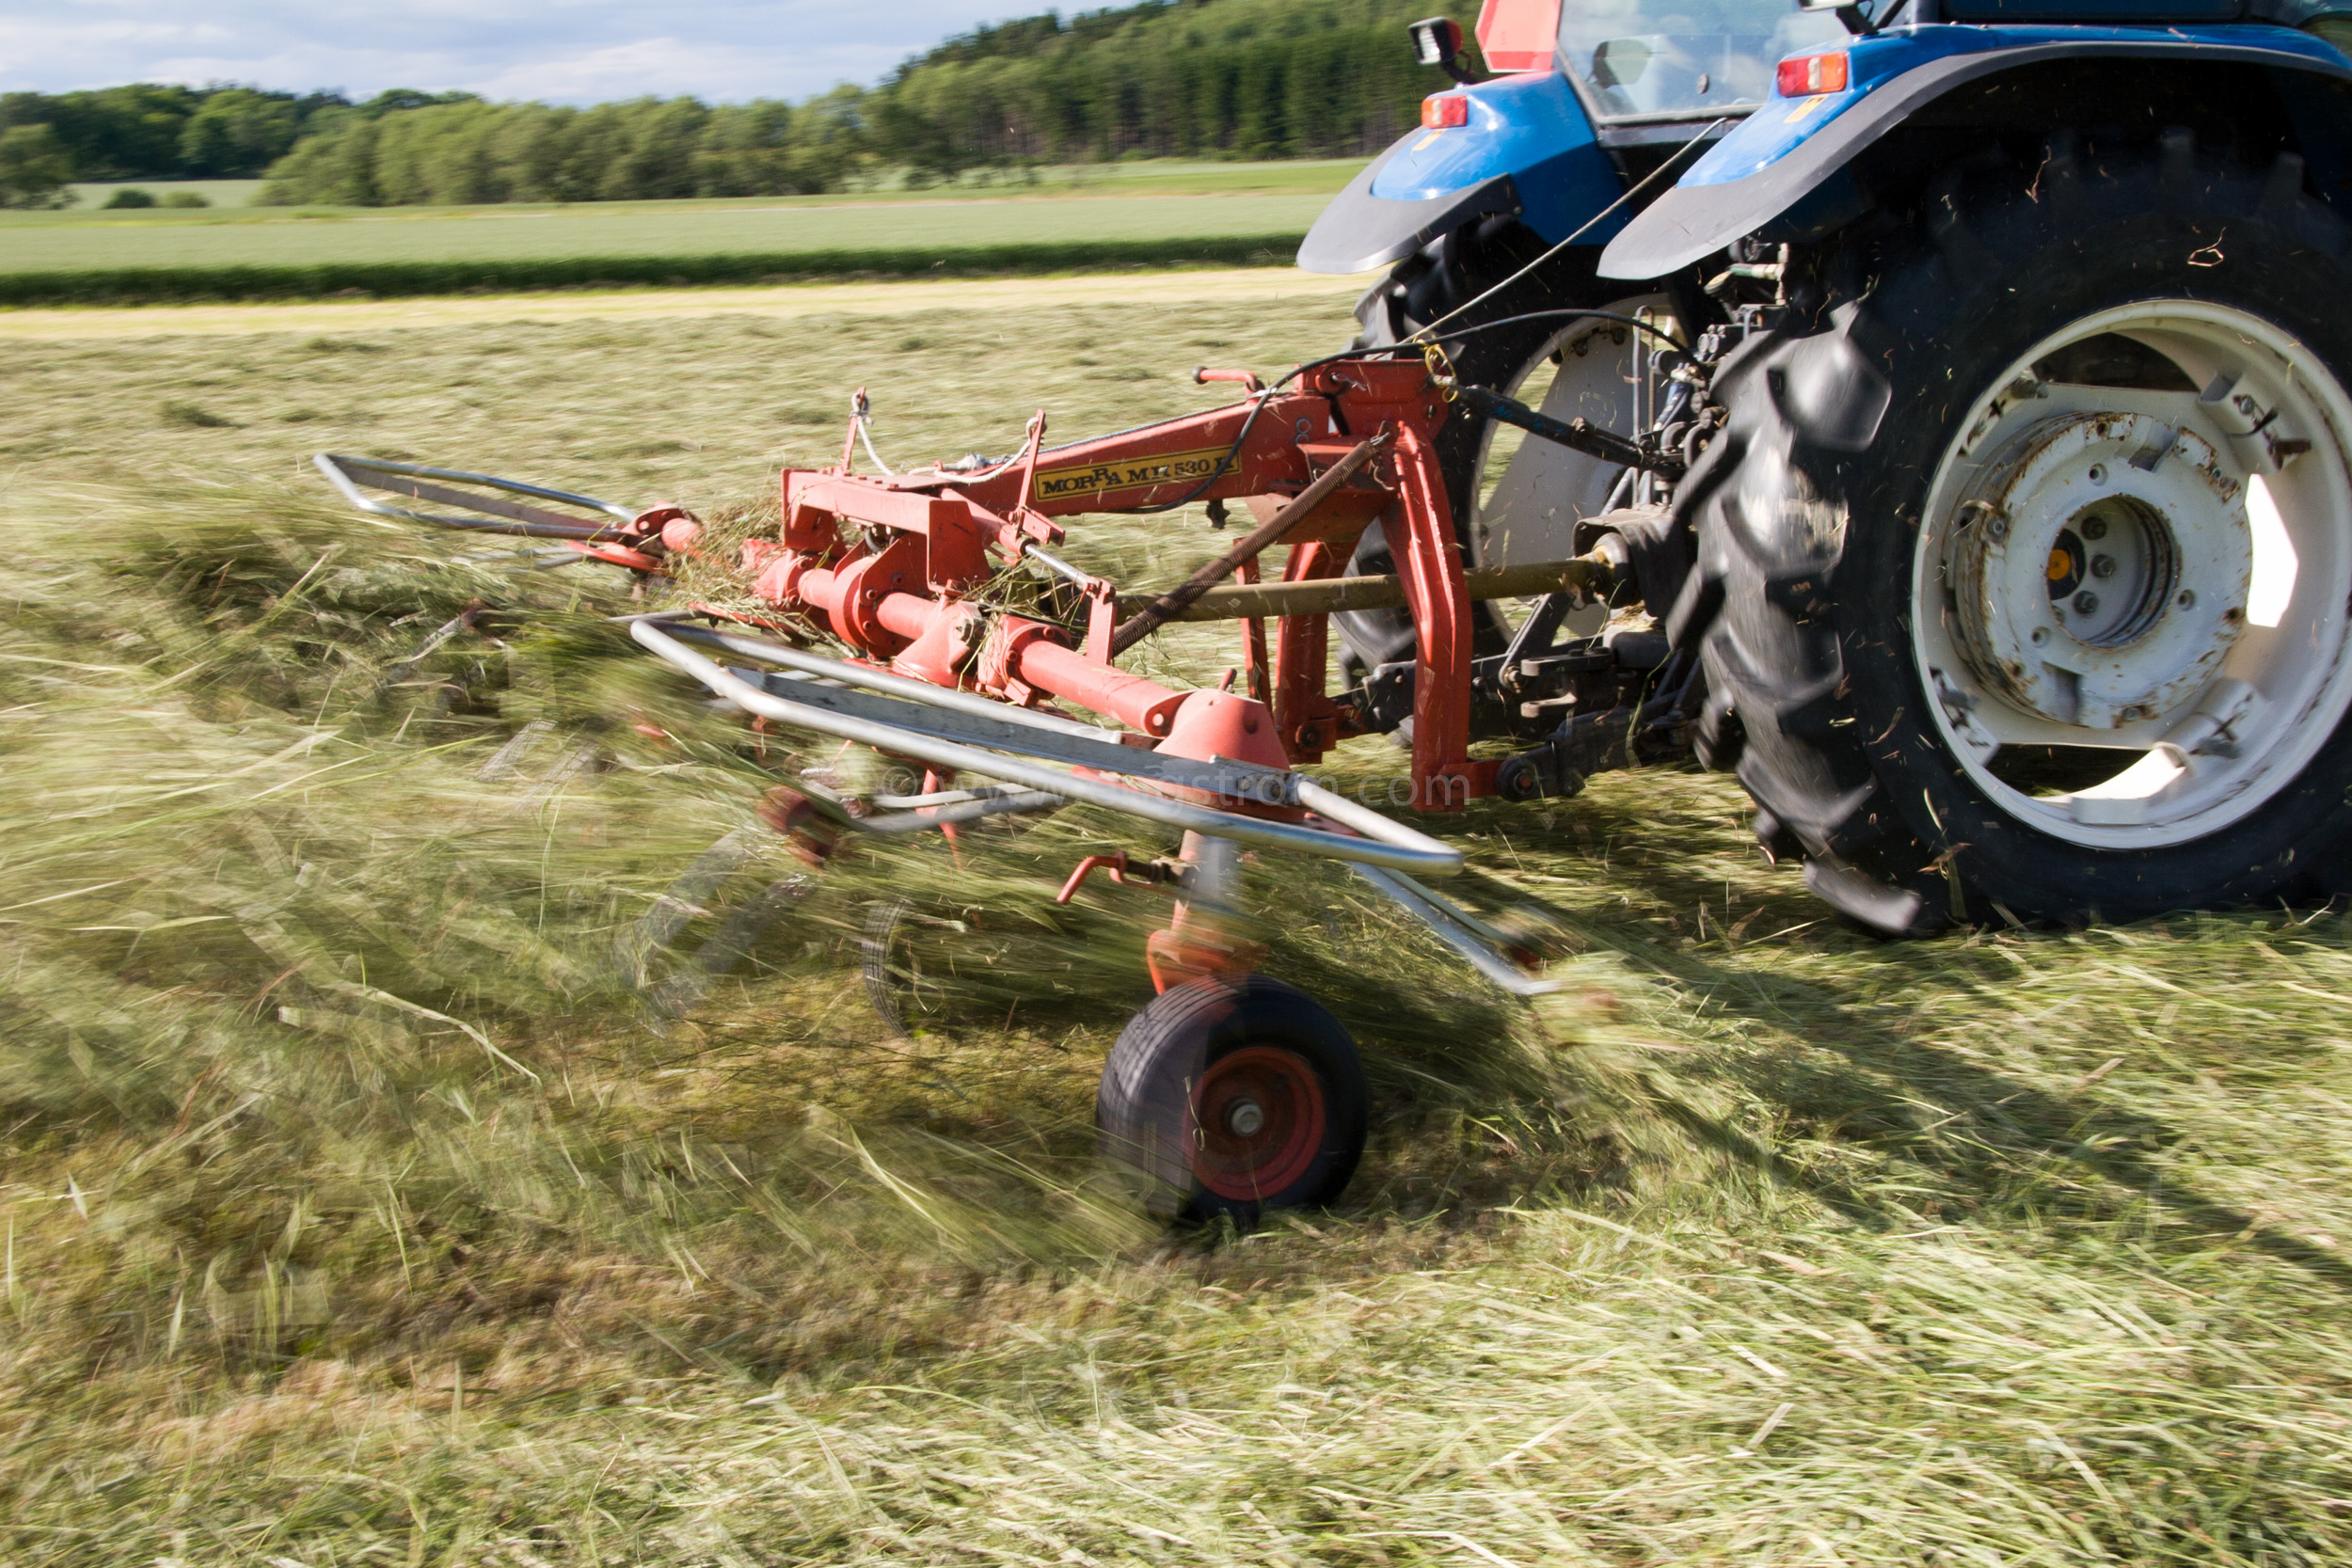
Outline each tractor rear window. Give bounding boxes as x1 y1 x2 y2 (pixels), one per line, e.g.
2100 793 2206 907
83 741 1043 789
1561 0 1848 121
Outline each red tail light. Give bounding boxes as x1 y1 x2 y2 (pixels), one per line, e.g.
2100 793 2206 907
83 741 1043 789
1422 93 1470 129
1776 52 1850 96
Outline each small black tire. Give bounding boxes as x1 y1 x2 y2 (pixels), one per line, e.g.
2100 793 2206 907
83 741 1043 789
1095 974 1368 1225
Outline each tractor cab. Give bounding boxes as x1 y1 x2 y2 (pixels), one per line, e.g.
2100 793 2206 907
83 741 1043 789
1551 0 1851 125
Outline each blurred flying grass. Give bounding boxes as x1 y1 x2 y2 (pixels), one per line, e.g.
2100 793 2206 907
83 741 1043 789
3 293 2352 1562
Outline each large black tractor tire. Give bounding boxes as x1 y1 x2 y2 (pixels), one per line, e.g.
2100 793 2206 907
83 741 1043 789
1096 974 1369 1226
1681 130 2352 931
1338 227 1620 673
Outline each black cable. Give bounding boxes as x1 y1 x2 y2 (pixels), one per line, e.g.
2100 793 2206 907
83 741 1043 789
1400 306 1689 358
1409 118 1728 343
1262 308 1689 397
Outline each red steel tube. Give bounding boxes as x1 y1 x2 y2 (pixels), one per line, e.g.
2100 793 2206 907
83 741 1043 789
1014 638 1187 735
797 564 844 613
875 593 933 644
805 570 1190 735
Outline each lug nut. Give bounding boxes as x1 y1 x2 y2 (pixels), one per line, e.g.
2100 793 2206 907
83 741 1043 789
2177 590 2196 609
2030 626 2050 644
2082 516 2109 541
2090 554 2117 578
1226 1100 1265 1138
2074 591 2100 614
2088 464 2108 485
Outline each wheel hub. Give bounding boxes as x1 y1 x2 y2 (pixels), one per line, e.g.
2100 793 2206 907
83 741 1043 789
1190 1046 1326 1200
1950 410 2250 730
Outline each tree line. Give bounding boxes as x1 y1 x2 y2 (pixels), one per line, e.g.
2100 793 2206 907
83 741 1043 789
0 85 478 207
0 0 1483 209
869 0 1480 167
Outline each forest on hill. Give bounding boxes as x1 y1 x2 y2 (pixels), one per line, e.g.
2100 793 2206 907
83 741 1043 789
0 0 1484 209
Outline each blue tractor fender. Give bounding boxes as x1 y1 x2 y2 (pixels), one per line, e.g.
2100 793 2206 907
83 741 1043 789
1296 71 1629 276
1598 21 2352 281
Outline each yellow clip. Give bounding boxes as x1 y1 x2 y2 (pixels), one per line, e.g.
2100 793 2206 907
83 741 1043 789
1422 340 1458 398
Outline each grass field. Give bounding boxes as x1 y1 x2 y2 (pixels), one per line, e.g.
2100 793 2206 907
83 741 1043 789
0 162 1359 306
5 279 2352 1565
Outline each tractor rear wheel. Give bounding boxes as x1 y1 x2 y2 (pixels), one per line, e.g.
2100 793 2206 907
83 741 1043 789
1683 130 2352 929
1095 974 1368 1225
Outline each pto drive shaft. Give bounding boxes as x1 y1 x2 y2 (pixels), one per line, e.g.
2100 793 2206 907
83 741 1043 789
1115 553 1617 624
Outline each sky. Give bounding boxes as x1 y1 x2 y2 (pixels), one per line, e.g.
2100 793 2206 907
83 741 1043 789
0 0 1037 104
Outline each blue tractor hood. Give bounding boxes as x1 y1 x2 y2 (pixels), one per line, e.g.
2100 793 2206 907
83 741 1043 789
1297 71 1629 275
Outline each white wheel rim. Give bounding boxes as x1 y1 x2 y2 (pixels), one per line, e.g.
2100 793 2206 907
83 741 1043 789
1912 300 2352 849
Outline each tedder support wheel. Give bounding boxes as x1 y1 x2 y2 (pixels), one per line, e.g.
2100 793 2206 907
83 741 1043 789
1095 974 1368 1225
1681 128 2352 932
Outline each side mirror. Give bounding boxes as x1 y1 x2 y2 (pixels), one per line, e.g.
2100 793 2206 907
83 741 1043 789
1407 17 1478 84
1798 0 1892 35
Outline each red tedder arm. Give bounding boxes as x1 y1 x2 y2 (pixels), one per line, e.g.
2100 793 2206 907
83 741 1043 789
736 356 1491 811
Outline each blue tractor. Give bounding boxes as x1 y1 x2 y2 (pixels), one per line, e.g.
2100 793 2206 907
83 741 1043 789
1301 0 2352 932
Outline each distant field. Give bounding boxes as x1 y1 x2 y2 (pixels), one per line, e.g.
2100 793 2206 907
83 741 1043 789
24 160 1359 226
0 192 1330 274
0 162 1359 306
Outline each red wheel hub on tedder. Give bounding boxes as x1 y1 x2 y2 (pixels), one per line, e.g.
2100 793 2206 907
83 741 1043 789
1191 1046 1328 1200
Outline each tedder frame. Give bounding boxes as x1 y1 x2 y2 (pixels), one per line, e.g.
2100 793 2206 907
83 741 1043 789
318 325 1692 1220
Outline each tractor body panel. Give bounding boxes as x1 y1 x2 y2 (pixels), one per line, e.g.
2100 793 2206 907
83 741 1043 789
1298 71 1625 274
1598 23 2352 279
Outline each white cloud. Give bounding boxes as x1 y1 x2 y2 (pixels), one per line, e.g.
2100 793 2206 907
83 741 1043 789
0 0 1035 103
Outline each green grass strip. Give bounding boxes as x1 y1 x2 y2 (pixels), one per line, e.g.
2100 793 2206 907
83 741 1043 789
0 234 1311 308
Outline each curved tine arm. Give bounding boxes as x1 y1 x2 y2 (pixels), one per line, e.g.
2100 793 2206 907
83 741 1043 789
319 452 637 521
314 453 635 541
854 791 1068 833
1351 864 1564 997
1295 779 1447 847
632 619 1463 877
869 783 1032 809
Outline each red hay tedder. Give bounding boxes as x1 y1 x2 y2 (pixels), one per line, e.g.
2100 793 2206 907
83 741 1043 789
317 337 1662 1223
